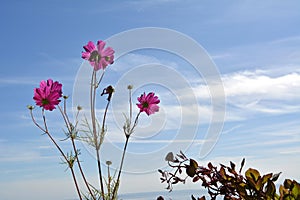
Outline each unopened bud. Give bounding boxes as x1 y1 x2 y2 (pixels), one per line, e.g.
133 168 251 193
127 85 133 90
106 160 112 166
27 105 35 110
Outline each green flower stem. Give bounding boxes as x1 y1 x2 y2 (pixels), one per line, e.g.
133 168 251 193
107 164 111 199
129 87 132 122
111 135 130 200
57 105 96 200
101 96 111 144
30 109 82 200
71 137 96 200
90 70 105 199
97 69 106 87
111 112 141 200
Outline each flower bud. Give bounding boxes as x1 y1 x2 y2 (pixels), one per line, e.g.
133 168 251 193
106 160 112 166
77 105 82 111
27 105 35 110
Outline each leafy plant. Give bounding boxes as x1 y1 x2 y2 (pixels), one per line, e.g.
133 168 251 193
159 151 300 200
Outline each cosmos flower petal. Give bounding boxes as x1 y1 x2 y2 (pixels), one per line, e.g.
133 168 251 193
83 41 96 52
82 40 115 71
97 40 106 52
33 79 62 111
81 52 90 59
136 92 160 116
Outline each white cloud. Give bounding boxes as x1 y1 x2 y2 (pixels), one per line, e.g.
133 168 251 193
70 50 300 194
193 70 300 117
224 71 300 115
74 51 300 154
223 71 300 99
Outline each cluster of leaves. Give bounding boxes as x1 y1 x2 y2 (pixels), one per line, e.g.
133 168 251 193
159 151 300 200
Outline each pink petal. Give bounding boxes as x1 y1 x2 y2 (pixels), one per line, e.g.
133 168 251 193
97 40 106 53
100 58 109 69
83 41 96 53
39 80 46 89
102 47 115 57
81 52 91 59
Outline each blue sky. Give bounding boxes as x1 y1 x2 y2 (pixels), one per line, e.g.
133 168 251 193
1 1 300 199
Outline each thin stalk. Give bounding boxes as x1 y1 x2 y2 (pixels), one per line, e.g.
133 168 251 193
90 70 105 199
111 136 130 200
101 99 111 144
129 88 132 122
58 104 96 200
96 150 104 198
70 138 96 200
62 98 71 128
31 109 82 200
130 112 141 134
97 69 106 87
107 164 111 199
111 81 141 199
30 109 46 132
98 89 112 199
58 105 71 131
69 166 83 200
90 70 97 149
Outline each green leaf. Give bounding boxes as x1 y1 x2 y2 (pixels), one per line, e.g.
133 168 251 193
265 180 276 198
284 179 293 189
190 159 199 169
262 173 272 185
291 180 300 198
245 168 260 182
219 166 227 180
186 159 198 177
245 168 262 191
236 183 247 198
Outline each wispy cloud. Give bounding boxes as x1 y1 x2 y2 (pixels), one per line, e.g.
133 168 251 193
193 69 300 117
74 51 300 155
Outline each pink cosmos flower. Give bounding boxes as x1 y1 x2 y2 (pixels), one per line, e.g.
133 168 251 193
81 40 115 71
137 92 160 116
33 79 63 111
